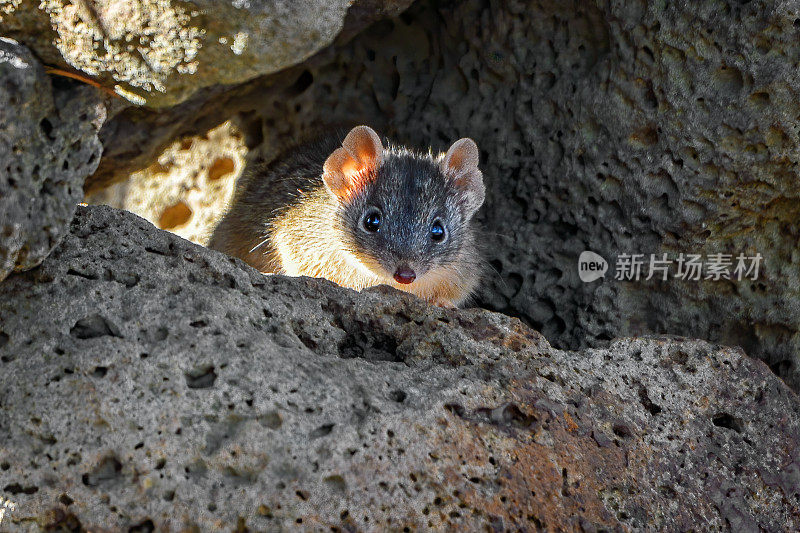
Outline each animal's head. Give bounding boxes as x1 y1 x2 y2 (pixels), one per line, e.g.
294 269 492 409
322 125 485 286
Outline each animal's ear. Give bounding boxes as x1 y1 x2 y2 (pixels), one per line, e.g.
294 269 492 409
441 138 485 216
323 126 384 200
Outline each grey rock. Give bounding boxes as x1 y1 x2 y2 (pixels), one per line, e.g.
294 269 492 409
91 0 800 391
0 0 413 108
0 205 798 530
0 38 104 282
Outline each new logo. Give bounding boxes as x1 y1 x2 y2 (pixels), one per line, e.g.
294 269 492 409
578 251 608 282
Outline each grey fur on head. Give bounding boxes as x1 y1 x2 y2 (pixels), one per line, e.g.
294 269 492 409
328 126 485 281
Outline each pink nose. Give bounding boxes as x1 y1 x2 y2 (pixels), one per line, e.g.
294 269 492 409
393 267 416 284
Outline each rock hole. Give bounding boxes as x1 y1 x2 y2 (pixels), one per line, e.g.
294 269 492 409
158 201 192 230
185 365 217 389
490 259 503 274
542 372 565 386
389 390 407 403
144 245 170 256
40 118 55 140
70 314 122 339
128 519 155 532
561 468 570 496
749 91 770 107
92 366 108 378
0 331 8 348
612 423 633 439
292 322 319 352
769 359 792 378
475 403 536 428
637 386 662 416
629 125 658 147
59 493 74 506
444 403 465 417
324 475 346 492
659 485 677 498
81 454 122 486
712 412 743 433
310 423 335 439
40 178 57 195
499 404 536 427
288 70 314 96
149 326 168 342
3 483 38 495
712 65 743 95
240 114 264 149
338 329 400 362
66 268 98 280
207 157 235 181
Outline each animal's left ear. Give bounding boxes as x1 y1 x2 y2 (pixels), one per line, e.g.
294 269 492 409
440 138 485 216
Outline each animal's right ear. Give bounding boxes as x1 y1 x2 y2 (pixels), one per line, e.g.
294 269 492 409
323 126 384 200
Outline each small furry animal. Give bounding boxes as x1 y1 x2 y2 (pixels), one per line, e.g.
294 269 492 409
208 125 485 307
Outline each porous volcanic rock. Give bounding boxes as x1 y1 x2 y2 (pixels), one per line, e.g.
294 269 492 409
0 205 798 530
0 0 413 108
0 37 104 282
89 0 800 391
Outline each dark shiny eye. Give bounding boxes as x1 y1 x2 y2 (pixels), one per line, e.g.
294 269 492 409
363 209 381 232
430 220 446 242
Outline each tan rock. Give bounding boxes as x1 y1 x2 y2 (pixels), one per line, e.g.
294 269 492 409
85 120 244 245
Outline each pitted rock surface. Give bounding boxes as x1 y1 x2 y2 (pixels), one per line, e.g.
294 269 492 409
1 0 413 108
0 38 104 282
0 205 798 530
89 0 800 392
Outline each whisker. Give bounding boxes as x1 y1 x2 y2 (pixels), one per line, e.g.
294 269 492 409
249 235 271 254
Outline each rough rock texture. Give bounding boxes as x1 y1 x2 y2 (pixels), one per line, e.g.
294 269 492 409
0 37 104 282
88 0 800 391
0 0 413 108
0 205 798 530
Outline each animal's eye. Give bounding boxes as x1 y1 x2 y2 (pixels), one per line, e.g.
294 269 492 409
362 209 381 232
430 220 446 242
